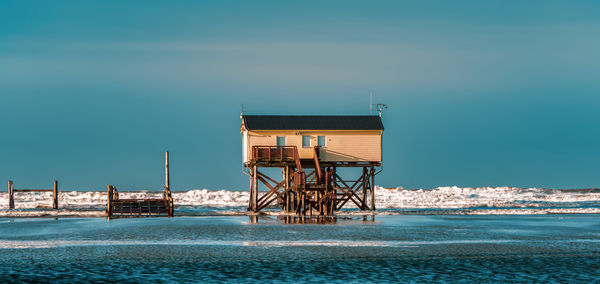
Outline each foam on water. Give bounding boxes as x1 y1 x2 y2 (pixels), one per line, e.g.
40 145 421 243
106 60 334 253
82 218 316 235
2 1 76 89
0 186 599 217
4 238 599 249
375 186 600 209
0 239 518 249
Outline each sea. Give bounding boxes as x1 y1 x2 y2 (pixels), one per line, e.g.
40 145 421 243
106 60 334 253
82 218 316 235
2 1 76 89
1 186 599 282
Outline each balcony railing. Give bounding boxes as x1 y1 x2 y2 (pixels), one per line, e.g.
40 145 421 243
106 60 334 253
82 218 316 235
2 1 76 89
252 146 299 162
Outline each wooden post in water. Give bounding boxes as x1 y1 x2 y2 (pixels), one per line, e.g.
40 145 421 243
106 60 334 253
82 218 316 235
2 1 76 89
332 164 337 213
8 181 14 209
309 192 313 216
284 166 289 212
247 176 253 211
53 180 58 209
164 151 174 217
165 151 170 192
361 167 367 210
370 165 376 210
252 164 258 212
107 185 112 219
301 192 305 215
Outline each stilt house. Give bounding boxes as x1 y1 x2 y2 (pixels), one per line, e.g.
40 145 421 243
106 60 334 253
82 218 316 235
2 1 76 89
241 115 384 215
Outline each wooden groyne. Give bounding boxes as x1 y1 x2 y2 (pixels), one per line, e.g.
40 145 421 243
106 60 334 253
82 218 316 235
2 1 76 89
106 185 173 218
6 152 175 219
8 180 59 209
106 151 174 219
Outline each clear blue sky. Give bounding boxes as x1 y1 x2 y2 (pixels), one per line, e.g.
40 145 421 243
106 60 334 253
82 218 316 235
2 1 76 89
1 1 599 191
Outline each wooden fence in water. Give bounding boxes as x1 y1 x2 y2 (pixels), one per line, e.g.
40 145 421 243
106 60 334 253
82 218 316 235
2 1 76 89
8 180 58 209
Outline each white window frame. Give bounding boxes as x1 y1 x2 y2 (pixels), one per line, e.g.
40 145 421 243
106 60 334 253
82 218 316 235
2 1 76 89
276 136 286 146
317 136 326 147
302 135 311 148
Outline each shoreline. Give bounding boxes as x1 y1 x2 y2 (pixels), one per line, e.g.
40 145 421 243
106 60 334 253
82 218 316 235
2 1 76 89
1 208 600 218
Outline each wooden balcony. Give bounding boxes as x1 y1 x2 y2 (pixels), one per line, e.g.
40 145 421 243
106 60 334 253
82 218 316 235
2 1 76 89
252 146 299 163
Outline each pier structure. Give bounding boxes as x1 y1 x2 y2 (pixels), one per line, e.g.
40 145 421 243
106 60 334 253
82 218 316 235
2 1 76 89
106 151 174 219
7 180 59 209
241 115 383 215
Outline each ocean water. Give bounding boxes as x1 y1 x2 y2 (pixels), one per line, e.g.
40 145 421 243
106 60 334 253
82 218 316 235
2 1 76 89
0 215 599 282
1 186 600 217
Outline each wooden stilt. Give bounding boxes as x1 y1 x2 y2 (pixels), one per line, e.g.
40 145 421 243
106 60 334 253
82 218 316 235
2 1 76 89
318 191 322 215
164 151 174 217
309 193 313 216
370 165 376 210
361 167 367 210
165 151 170 191
283 168 288 207
107 185 112 219
8 181 14 209
332 165 337 214
252 164 258 212
53 180 58 209
301 192 305 215
248 175 253 211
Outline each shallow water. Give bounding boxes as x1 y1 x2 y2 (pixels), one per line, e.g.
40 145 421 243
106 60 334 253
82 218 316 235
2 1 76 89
1 215 599 282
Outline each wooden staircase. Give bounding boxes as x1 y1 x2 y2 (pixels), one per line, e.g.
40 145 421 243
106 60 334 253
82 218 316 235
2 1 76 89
287 146 336 215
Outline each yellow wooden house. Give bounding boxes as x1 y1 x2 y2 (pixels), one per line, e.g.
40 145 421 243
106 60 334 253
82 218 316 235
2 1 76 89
241 115 384 164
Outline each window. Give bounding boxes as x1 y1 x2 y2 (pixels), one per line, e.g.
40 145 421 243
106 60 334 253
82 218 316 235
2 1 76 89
302 136 311 148
317 136 326 147
276 136 286 146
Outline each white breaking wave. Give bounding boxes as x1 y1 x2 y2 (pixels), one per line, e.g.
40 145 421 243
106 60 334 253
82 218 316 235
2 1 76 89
0 189 249 210
0 186 598 216
374 186 600 209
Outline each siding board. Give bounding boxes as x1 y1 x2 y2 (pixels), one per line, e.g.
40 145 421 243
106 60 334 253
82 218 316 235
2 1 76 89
246 130 382 162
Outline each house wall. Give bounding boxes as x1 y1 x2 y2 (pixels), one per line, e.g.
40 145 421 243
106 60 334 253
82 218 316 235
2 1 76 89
242 130 248 163
244 130 382 162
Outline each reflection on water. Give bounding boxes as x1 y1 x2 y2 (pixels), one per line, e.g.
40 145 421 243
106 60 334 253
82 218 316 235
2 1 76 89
248 215 375 224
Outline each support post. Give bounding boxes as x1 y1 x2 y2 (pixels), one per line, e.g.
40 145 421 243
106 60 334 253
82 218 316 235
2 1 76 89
165 151 170 191
107 185 112 219
165 151 175 217
248 174 253 211
332 164 337 213
301 192 305 215
252 164 258 212
370 165 376 210
8 181 14 209
295 187 300 214
284 166 289 212
361 167 367 210
53 180 58 209
309 192 313 216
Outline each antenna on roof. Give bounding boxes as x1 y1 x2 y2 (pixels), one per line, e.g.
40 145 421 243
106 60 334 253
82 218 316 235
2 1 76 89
371 92 387 117
369 92 373 115
240 104 244 119
376 103 388 117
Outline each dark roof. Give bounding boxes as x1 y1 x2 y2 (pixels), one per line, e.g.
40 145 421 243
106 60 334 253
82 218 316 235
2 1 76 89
243 115 384 131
